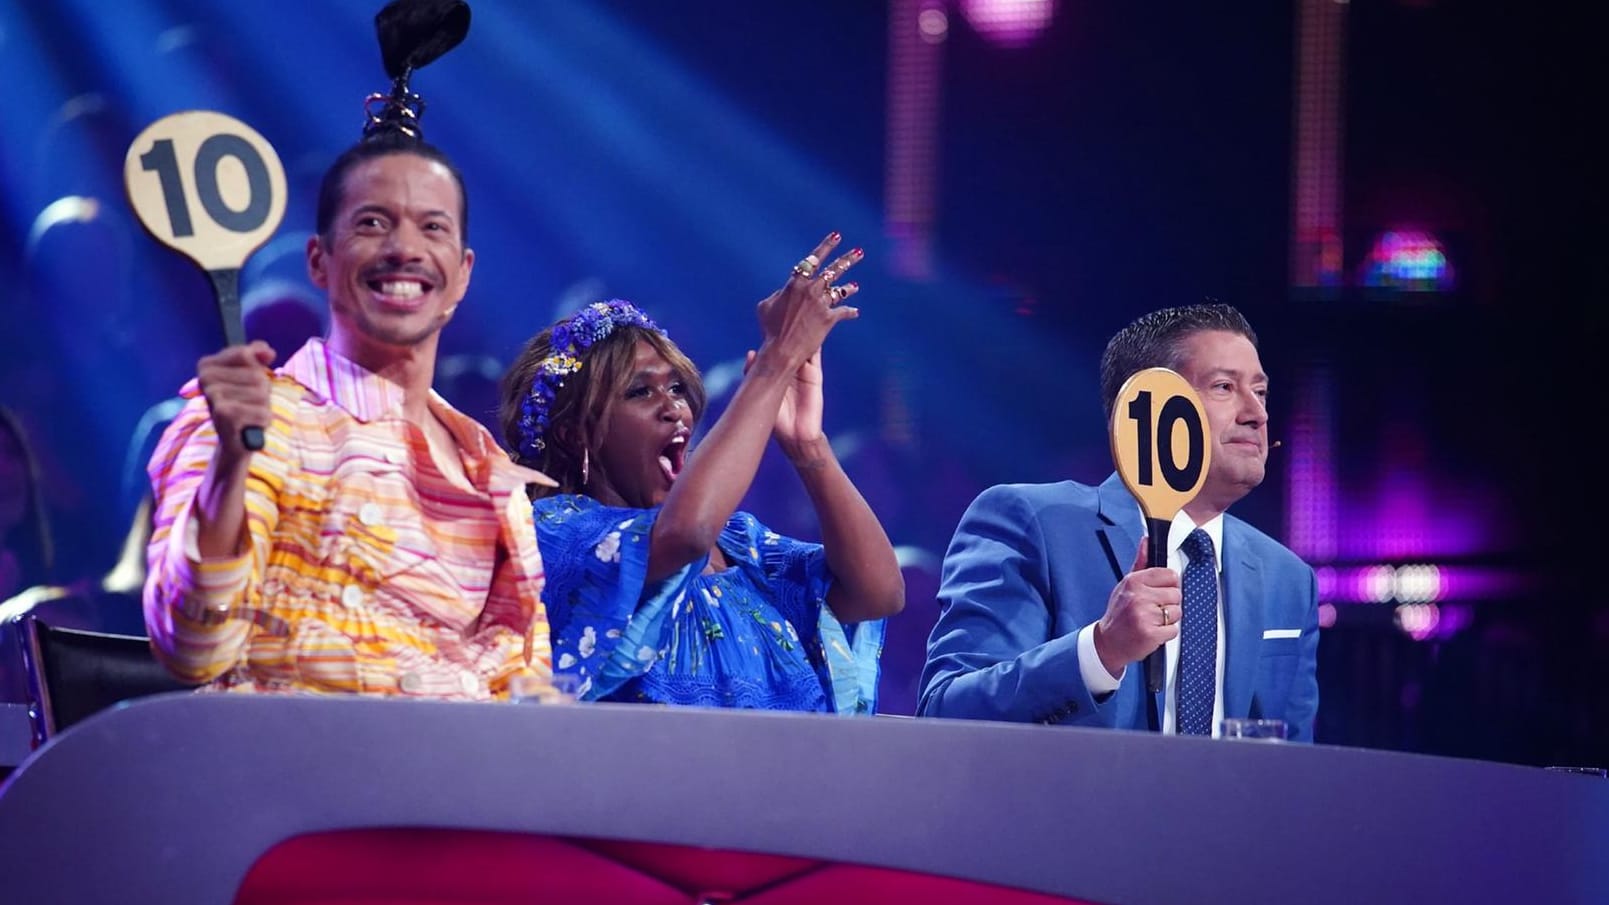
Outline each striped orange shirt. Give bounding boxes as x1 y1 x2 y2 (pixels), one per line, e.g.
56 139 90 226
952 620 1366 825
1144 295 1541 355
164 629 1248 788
143 338 552 700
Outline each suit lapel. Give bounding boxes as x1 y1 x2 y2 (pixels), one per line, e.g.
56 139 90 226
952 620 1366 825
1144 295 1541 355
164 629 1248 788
1095 473 1162 729
1095 473 1142 581
1221 521 1263 720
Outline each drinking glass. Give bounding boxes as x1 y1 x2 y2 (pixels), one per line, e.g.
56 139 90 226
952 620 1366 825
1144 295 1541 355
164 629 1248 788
1219 718 1288 741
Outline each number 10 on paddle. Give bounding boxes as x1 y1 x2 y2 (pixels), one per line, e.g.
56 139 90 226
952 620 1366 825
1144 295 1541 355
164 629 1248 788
1110 368 1212 694
124 110 288 451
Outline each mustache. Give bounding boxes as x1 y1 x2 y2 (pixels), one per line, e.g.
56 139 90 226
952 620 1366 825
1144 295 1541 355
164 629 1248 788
362 263 440 285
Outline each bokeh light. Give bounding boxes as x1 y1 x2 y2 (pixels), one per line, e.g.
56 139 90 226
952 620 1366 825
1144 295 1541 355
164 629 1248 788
960 0 1057 48
1394 602 1441 641
1361 229 1454 292
1361 564 1396 603
1393 564 1442 603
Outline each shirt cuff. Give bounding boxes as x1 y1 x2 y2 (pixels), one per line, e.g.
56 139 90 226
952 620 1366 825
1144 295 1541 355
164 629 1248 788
173 506 253 614
1077 623 1123 696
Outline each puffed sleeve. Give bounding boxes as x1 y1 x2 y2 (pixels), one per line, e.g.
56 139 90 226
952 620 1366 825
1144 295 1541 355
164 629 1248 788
533 495 700 700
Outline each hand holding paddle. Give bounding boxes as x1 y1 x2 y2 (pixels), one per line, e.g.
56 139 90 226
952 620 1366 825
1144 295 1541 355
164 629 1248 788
1109 368 1212 694
124 110 288 451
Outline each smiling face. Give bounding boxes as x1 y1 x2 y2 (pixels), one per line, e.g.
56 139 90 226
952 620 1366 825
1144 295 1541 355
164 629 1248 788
588 341 696 510
1174 329 1269 517
308 152 473 359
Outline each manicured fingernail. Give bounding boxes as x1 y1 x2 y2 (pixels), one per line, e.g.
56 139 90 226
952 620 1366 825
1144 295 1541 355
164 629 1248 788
844 282 859 293
852 248 864 258
828 231 841 243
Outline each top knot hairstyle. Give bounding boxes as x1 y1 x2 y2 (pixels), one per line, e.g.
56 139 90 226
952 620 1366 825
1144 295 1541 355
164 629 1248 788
316 0 473 243
365 0 471 142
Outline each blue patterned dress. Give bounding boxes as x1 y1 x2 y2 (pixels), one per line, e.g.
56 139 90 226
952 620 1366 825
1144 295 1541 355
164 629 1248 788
532 494 885 713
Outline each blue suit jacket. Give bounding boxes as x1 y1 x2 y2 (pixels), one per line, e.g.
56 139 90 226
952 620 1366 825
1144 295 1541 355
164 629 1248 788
918 473 1320 741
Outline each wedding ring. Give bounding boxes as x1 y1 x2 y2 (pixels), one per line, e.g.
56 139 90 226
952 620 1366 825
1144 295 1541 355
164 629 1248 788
1160 606 1170 626
792 254 820 278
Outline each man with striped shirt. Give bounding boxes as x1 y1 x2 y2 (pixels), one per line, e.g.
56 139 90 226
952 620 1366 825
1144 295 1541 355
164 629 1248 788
143 130 554 700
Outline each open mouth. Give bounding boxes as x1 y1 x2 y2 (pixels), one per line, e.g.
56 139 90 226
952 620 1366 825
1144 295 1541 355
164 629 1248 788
366 276 434 308
657 434 688 484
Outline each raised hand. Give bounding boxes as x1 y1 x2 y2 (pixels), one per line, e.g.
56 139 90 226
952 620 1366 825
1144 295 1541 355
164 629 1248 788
754 233 863 371
197 341 276 462
189 340 276 559
744 346 825 463
1092 537 1182 679
695 235 898 622
775 347 825 456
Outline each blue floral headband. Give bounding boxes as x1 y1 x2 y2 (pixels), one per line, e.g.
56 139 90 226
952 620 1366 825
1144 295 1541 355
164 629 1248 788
516 299 665 461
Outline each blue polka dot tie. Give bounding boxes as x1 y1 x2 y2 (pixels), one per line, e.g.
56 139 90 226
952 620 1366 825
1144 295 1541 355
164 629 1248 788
1177 528 1217 736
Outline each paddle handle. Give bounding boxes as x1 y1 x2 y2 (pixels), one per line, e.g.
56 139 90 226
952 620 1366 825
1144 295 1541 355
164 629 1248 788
207 267 264 452
1145 516 1171 694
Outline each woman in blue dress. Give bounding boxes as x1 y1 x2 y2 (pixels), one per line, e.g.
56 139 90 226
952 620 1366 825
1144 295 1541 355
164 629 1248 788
498 233 904 712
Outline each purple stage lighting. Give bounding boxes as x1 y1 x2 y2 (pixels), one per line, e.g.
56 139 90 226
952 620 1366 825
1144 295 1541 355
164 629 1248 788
960 0 1057 48
1361 229 1454 292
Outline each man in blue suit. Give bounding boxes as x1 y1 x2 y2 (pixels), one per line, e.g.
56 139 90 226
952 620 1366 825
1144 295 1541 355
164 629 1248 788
919 304 1319 740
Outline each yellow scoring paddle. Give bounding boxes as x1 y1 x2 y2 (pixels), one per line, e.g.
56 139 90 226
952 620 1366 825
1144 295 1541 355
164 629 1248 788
1110 368 1212 694
123 110 288 451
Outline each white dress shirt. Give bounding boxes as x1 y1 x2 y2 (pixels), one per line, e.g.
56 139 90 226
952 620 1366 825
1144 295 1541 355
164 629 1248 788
1075 511 1226 736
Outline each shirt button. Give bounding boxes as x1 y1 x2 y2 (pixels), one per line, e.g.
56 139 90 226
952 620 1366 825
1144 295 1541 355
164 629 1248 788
399 673 422 694
340 585 364 608
459 673 480 696
358 502 382 525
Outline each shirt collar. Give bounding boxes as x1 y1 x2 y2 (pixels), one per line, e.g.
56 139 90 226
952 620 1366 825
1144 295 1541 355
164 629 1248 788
281 337 409 424
1168 510 1225 574
277 338 552 490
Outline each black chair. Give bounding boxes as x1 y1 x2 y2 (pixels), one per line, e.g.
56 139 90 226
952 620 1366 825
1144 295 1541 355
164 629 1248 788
17 614 196 744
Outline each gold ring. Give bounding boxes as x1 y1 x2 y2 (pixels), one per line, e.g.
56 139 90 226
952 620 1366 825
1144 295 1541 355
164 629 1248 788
1160 606 1170 626
792 254 820 278
828 285 845 303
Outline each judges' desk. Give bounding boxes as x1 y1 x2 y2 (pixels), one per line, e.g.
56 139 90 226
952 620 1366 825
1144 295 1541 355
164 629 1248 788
0 694 1604 905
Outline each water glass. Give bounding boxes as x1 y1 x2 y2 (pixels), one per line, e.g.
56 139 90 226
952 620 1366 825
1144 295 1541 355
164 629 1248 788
1219 718 1288 741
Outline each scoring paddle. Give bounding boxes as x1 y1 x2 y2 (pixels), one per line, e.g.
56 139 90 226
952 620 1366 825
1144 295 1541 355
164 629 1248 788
123 110 288 451
1109 367 1212 695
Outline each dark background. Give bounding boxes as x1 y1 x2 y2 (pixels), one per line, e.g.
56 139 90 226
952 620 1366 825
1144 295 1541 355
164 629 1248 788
0 1 1599 766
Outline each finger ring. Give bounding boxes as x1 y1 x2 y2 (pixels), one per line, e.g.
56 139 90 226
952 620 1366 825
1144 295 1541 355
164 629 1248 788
828 285 846 303
792 254 819 278
1160 606 1170 626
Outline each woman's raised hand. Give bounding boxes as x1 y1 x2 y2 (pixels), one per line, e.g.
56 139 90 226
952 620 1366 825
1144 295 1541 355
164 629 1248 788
754 232 863 370
744 345 826 462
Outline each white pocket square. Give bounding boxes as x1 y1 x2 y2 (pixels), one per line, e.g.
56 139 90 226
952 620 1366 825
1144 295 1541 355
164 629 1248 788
1263 628 1301 640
